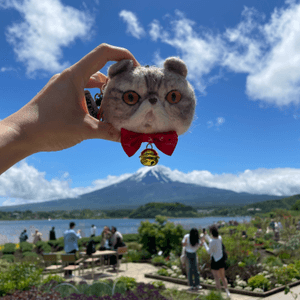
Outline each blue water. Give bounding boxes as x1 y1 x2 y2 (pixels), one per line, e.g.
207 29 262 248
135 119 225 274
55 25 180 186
0 216 252 244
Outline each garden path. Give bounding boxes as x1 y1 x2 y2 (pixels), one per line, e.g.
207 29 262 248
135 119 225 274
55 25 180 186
41 262 256 299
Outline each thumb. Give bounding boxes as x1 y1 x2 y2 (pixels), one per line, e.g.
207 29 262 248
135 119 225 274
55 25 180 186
82 114 121 143
85 71 108 89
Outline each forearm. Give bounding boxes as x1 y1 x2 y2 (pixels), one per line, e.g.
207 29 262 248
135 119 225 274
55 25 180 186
0 118 34 175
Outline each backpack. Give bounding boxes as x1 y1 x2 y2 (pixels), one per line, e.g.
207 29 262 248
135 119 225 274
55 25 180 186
222 243 228 262
86 239 96 255
20 232 27 242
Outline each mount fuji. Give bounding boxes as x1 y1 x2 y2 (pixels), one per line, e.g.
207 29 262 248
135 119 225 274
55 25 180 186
0 165 282 212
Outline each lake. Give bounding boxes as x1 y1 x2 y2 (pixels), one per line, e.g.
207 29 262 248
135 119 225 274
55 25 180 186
0 216 252 245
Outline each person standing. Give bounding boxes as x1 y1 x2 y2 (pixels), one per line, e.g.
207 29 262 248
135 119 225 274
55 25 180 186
91 224 97 237
19 229 29 243
32 229 42 244
49 227 56 240
202 225 231 299
63 222 81 278
182 228 203 291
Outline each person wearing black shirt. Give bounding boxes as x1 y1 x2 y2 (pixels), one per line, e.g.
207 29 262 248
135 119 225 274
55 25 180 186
49 227 56 240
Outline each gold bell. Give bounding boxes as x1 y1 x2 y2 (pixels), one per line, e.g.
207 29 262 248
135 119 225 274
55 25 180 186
139 143 160 166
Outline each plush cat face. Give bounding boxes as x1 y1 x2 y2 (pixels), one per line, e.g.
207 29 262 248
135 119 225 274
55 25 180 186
100 57 196 135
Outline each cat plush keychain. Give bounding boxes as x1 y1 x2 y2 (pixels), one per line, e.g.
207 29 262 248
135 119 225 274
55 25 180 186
85 57 196 167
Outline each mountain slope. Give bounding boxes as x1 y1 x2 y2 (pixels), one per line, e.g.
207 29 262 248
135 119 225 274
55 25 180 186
0 165 283 212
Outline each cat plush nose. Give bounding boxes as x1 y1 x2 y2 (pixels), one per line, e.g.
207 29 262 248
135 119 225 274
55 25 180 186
149 98 157 105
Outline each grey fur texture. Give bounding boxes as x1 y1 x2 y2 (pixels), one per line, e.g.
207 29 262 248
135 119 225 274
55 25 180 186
100 57 196 135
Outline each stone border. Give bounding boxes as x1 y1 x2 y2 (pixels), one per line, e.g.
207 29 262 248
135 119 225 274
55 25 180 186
145 273 300 297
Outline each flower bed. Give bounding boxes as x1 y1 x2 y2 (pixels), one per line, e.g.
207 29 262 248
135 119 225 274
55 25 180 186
144 272 300 297
145 258 300 298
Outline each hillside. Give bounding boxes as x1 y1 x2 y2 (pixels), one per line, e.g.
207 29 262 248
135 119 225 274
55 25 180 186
212 194 300 216
128 202 199 218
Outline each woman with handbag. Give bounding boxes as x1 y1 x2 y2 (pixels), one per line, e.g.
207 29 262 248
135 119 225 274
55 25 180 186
202 225 231 299
182 228 203 291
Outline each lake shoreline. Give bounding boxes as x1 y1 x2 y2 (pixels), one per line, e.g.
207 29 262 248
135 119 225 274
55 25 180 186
0 216 253 245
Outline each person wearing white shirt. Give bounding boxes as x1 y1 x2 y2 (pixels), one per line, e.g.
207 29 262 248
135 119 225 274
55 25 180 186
182 228 203 291
202 225 230 299
91 224 97 237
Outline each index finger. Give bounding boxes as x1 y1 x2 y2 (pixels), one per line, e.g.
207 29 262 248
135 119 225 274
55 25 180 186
72 43 140 87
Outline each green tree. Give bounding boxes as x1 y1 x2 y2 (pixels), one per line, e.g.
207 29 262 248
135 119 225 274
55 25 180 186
138 215 184 257
292 200 300 211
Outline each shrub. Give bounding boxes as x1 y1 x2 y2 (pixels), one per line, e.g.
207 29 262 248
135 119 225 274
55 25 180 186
273 264 300 285
1 254 15 263
0 258 11 271
78 237 90 248
20 242 34 252
157 268 169 276
65 283 169 300
140 249 152 260
123 233 139 243
150 281 166 290
279 252 291 260
41 274 65 286
35 241 51 253
114 276 137 291
283 233 300 251
152 255 167 266
126 242 142 251
203 290 224 300
262 256 283 267
22 252 39 258
264 232 274 240
248 274 271 291
138 215 185 257
255 237 265 245
48 237 64 251
125 250 141 262
243 254 258 266
2 243 16 254
0 261 43 296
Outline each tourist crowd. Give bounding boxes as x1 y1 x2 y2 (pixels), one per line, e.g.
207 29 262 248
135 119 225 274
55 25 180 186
19 223 125 278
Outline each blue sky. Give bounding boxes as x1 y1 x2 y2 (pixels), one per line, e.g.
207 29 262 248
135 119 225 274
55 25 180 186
1 0 300 207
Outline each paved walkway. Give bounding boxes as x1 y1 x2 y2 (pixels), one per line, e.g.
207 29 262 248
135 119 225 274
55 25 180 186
43 262 300 300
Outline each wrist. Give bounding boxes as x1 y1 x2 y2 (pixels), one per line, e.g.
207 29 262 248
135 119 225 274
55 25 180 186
0 118 35 174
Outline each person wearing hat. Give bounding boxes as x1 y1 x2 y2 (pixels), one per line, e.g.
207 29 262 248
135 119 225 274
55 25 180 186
91 224 97 237
32 229 42 244
49 227 56 241
63 222 81 278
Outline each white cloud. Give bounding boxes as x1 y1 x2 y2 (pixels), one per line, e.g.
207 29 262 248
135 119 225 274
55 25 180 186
0 67 16 72
167 167 300 197
0 0 94 77
1 162 299 207
149 10 224 94
147 2 300 107
0 160 132 206
207 117 225 128
216 117 225 126
207 121 213 129
119 10 146 39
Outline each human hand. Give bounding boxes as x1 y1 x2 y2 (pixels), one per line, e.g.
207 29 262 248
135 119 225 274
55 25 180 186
3 43 139 153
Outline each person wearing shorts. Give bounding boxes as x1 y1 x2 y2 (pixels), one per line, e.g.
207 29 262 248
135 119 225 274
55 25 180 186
202 225 231 299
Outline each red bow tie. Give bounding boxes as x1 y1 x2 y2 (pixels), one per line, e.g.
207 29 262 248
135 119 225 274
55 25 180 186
121 128 178 157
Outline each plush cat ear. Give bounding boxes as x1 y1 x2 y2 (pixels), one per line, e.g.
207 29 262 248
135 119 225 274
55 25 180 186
108 59 134 79
164 57 188 78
